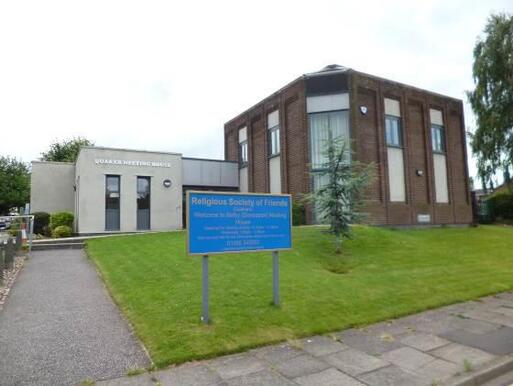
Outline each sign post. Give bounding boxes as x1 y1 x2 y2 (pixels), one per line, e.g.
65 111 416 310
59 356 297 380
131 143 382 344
187 192 292 324
202 254 209 323
272 251 279 306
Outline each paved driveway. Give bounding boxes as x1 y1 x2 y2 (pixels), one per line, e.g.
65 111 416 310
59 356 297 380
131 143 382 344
0 249 150 386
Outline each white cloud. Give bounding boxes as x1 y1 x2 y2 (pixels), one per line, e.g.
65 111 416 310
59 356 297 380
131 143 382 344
0 0 512 183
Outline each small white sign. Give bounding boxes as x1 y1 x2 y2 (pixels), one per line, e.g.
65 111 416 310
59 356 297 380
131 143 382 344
417 214 431 223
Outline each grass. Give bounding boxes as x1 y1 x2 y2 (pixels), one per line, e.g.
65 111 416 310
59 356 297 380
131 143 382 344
86 225 513 368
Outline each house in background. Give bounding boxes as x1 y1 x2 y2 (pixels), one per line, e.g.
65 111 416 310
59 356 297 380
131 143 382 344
224 65 473 226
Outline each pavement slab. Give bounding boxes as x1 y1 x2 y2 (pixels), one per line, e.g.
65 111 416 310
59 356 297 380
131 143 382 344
301 335 348 357
0 250 150 386
294 367 365 386
400 332 451 352
358 365 430 386
224 369 295 386
251 344 303 364
380 347 436 372
414 358 460 382
440 326 513 355
274 353 331 379
206 353 267 380
430 342 496 368
336 328 405 355
322 347 389 376
153 363 223 386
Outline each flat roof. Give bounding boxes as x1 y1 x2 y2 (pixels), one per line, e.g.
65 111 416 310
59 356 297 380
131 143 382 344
80 146 183 157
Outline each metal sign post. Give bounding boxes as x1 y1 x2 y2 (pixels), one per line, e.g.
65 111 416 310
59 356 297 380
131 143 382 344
202 254 209 324
272 251 280 306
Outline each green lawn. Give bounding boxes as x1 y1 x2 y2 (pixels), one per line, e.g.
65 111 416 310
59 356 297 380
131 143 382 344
86 225 513 368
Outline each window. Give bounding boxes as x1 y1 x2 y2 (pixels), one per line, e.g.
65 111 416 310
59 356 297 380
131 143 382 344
268 125 280 156
385 115 402 147
137 177 150 230
239 141 248 167
105 175 120 231
309 110 350 170
431 125 445 153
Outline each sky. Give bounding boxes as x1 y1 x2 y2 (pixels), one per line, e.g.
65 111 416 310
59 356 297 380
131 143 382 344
0 0 512 183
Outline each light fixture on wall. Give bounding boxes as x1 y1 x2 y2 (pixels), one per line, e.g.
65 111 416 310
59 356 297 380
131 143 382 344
416 169 424 177
359 106 368 115
163 179 172 188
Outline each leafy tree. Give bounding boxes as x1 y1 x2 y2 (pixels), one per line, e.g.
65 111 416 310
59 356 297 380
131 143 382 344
0 157 30 215
467 13 513 187
307 138 375 254
41 137 94 162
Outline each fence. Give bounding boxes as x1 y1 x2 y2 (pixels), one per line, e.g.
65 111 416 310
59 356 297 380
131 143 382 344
0 215 34 285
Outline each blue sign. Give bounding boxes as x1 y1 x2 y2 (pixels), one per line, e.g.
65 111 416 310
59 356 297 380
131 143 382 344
187 192 292 255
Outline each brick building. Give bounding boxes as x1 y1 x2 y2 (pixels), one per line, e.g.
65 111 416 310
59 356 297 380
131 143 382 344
224 65 472 226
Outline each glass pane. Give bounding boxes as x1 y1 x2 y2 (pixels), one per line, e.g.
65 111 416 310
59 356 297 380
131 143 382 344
385 116 401 147
106 176 120 210
137 177 150 210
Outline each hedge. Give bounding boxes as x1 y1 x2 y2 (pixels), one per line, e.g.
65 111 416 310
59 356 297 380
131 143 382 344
52 225 72 238
32 212 50 235
487 192 513 220
50 212 74 230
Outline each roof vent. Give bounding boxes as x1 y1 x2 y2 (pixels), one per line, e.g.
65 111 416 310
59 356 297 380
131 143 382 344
320 64 348 72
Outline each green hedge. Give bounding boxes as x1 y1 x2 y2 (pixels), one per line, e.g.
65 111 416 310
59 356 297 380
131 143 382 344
487 192 513 220
52 225 72 238
32 212 50 235
50 212 74 230
292 199 306 226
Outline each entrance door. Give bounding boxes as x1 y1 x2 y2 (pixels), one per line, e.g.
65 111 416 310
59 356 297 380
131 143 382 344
105 175 120 231
137 177 150 230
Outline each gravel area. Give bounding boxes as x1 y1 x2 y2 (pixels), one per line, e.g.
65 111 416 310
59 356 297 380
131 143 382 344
0 253 25 309
0 249 150 386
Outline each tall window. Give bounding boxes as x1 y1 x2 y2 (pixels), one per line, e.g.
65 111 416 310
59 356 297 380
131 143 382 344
268 125 280 156
105 175 120 231
431 124 445 153
430 108 449 203
136 177 150 230
239 141 248 167
309 110 350 171
384 98 406 202
385 116 402 147
309 110 350 221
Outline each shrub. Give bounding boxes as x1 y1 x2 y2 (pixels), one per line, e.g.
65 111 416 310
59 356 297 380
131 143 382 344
487 192 513 220
41 225 52 237
52 225 72 238
32 212 50 234
292 199 306 226
50 211 74 230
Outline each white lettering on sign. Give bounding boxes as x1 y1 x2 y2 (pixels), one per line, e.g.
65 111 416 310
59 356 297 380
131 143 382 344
417 214 431 223
94 159 172 168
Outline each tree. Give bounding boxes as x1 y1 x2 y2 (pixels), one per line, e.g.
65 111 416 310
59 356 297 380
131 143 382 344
467 13 513 187
0 157 30 215
307 137 375 254
41 137 94 162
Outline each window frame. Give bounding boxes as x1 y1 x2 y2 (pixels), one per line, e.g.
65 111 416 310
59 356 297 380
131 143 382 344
384 114 403 148
268 124 280 158
431 124 446 154
239 140 248 168
308 108 350 173
105 174 121 231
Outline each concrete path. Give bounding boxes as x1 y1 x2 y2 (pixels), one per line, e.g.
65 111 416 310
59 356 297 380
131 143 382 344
0 250 150 386
99 292 513 386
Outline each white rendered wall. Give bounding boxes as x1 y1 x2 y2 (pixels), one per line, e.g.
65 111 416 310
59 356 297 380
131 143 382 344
75 147 183 233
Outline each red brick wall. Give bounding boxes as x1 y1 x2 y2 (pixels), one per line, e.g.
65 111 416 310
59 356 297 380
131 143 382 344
351 72 472 225
224 71 472 226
